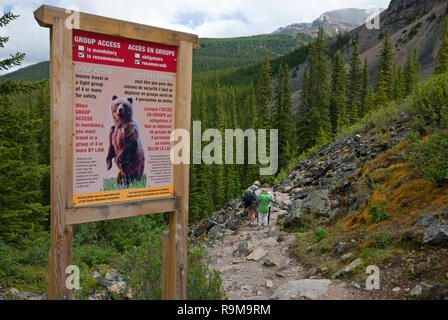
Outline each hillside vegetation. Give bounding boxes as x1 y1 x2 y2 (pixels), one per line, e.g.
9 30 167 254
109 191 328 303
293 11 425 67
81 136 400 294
0 33 311 81
193 33 311 73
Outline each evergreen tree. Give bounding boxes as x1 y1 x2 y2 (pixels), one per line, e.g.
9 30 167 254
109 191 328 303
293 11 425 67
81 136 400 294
274 64 293 170
298 27 331 149
243 85 259 187
0 82 49 244
393 64 405 100
189 90 213 222
435 16 448 75
296 66 311 153
256 51 273 129
224 91 241 201
211 78 225 209
348 42 362 108
349 96 359 125
360 58 373 117
0 12 25 71
330 50 348 133
375 29 395 103
404 48 420 95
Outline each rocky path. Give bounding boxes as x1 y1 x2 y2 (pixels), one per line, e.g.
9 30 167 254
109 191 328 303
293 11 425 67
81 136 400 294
207 192 373 300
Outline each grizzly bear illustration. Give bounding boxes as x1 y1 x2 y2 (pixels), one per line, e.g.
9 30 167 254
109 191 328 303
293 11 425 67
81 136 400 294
106 96 145 187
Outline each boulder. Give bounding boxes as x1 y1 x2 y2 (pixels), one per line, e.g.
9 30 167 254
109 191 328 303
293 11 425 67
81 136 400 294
347 195 367 213
411 282 433 297
270 279 332 300
247 247 267 261
208 224 223 236
284 204 304 229
328 208 341 221
262 257 277 267
340 253 353 262
261 237 278 247
422 220 448 245
332 258 363 279
336 241 348 254
233 235 252 257
416 215 437 227
226 220 237 231
301 189 332 217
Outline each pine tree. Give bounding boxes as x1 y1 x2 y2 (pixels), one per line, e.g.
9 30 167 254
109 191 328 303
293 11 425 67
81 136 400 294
256 51 273 129
296 66 311 153
404 48 420 95
349 97 359 125
393 64 405 100
243 85 259 187
224 91 241 201
0 82 49 244
348 42 362 108
376 29 395 103
330 50 348 133
0 12 25 70
274 64 293 170
360 58 373 117
211 78 225 209
435 16 448 75
301 27 331 148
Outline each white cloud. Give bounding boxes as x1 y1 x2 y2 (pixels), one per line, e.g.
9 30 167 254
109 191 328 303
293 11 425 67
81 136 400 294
0 0 390 75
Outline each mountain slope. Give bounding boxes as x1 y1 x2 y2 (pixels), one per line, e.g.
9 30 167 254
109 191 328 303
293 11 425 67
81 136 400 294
193 33 311 73
273 8 384 37
347 0 448 79
0 33 312 81
0 61 49 82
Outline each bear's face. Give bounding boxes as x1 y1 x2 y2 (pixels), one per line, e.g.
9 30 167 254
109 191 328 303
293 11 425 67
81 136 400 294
111 96 133 125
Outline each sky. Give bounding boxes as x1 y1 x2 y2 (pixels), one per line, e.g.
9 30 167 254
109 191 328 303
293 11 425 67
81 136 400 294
0 0 390 75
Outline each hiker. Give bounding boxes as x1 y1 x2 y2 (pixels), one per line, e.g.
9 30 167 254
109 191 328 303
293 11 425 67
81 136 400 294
249 181 260 194
261 183 275 225
256 187 272 229
242 188 257 226
245 181 260 226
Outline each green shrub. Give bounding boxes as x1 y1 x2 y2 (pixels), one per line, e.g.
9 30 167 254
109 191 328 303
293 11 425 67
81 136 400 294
369 204 388 223
368 232 392 249
117 230 227 300
318 243 331 254
408 131 448 186
0 238 49 293
274 168 287 185
407 73 448 133
313 229 327 243
116 229 164 300
74 244 118 268
187 245 227 300
408 22 422 41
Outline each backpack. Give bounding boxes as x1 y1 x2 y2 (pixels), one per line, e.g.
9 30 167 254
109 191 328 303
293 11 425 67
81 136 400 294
243 190 256 207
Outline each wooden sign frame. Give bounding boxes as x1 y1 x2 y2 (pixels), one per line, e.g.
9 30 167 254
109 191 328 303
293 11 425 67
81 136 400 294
34 5 198 300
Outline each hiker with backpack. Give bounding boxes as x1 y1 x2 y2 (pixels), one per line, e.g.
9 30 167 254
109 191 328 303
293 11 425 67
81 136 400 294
256 187 273 229
243 188 257 226
242 181 260 227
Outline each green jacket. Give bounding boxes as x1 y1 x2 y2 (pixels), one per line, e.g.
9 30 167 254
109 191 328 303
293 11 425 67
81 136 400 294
257 192 272 213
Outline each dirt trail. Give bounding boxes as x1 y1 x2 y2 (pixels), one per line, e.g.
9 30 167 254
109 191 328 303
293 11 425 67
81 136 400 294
208 192 374 300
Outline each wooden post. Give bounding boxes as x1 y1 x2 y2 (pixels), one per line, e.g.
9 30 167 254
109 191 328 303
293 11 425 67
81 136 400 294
167 40 193 300
48 16 74 300
161 231 170 300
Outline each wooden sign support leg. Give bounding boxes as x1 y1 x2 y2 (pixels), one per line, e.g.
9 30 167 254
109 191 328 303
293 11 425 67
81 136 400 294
48 17 74 300
166 40 193 300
